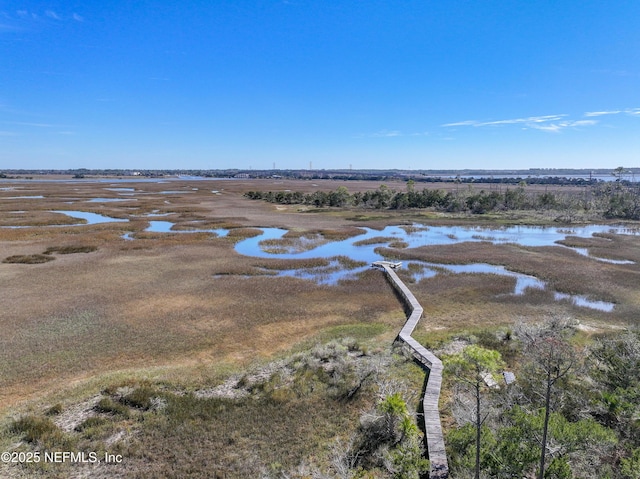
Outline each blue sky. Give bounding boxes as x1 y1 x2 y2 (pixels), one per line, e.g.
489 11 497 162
1 1 639 170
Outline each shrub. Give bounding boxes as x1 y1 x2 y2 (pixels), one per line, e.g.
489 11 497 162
45 403 64 416
120 386 158 410
75 416 109 432
10 415 58 443
95 397 130 417
9 415 71 448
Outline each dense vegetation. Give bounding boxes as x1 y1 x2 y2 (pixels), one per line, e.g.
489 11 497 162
443 319 640 479
245 182 640 219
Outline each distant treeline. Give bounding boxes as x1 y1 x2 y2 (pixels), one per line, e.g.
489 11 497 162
245 183 640 219
3 168 638 185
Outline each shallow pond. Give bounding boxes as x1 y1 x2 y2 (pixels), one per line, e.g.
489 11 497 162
53 210 129 224
234 224 637 261
232 224 639 311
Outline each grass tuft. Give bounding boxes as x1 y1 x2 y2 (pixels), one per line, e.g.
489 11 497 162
45 403 64 416
74 416 109 432
120 386 158 410
95 398 130 417
9 415 73 449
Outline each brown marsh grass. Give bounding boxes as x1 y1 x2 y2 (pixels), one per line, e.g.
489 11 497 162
353 236 397 246
260 234 327 254
224 227 264 239
0 228 401 408
568 231 640 263
1 178 639 441
281 226 366 240
380 241 636 302
252 257 330 270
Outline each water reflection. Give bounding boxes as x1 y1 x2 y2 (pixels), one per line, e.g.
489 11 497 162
53 210 128 224
3 195 45 199
406 262 545 295
569 246 634 265
234 224 638 262
232 224 629 311
553 293 614 312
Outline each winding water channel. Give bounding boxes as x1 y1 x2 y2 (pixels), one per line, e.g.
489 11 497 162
7 209 639 312
234 224 639 312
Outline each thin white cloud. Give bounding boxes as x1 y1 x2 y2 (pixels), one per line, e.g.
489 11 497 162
528 120 598 133
584 110 622 117
443 114 567 128
358 129 430 138
441 113 611 133
582 108 640 118
571 120 598 127
72 13 84 22
45 10 61 20
484 114 566 126
441 120 478 127
370 130 402 137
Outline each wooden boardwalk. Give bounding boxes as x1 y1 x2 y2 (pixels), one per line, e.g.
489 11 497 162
373 262 449 479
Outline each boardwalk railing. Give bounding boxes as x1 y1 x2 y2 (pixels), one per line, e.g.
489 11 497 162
373 262 449 479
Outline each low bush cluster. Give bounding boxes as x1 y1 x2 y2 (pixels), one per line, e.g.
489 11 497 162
43 245 98 255
245 183 640 219
2 254 55 264
2 244 97 264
